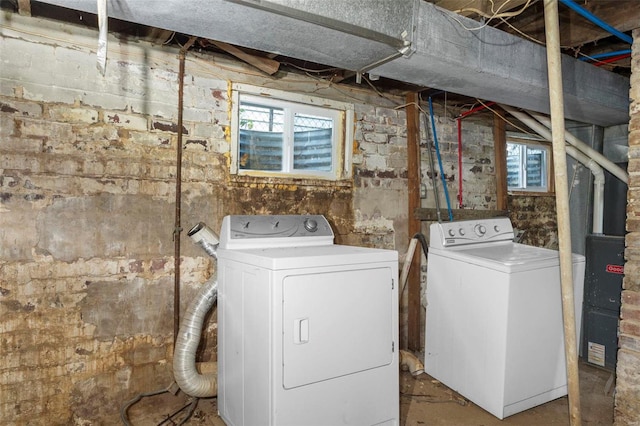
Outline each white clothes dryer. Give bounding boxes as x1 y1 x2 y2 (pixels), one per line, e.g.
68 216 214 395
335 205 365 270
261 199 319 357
216 214 399 426
425 217 585 419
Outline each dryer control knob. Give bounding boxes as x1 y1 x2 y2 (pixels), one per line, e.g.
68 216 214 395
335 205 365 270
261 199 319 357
448 229 455 237
458 228 465 236
475 224 486 236
304 218 318 232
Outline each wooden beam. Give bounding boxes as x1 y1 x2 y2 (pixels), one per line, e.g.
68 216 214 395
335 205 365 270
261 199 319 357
332 70 357 83
18 0 31 16
206 40 281 75
559 0 640 47
405 92 422 351
497 0 640 48
493 110 509 211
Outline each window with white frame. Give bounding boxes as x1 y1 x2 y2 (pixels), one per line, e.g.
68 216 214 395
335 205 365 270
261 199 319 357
506 137 551 192
230 84 354 180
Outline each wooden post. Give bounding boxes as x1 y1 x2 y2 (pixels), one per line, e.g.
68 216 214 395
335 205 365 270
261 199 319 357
543 1 582 424
493 110 509 211
406 92 422 351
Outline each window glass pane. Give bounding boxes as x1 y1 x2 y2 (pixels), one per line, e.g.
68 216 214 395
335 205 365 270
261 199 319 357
506 143 523 188
506 141 549 192
239 101 284 171
293 113 333 171
525 147 546 188
239 103 284 132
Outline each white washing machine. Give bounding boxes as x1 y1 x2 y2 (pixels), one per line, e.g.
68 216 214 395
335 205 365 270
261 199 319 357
216 214 399 426
424 217 585 419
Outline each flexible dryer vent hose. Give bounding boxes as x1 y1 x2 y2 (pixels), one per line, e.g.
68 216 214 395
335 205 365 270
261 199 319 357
173 221 220 398
173 277 218 397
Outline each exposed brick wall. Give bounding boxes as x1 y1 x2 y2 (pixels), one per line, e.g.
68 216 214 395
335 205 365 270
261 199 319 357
420 110 497 214
616 27 640 426
0 13 425 424
509 195 558 248
0 10 545 425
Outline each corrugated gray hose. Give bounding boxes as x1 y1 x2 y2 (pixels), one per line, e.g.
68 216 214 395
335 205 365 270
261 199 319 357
172 277 218 397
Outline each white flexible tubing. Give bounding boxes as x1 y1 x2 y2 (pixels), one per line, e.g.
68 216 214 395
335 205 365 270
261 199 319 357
173 277 218 397
528 111 628 184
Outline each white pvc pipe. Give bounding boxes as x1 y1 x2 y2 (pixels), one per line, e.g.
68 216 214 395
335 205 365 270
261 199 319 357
399 350 424 376
565 145 606 234
529 111 628 184
502 105 607 234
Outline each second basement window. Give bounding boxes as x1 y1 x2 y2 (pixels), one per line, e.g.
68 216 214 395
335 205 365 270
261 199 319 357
230 85 353 180
506 138 551 193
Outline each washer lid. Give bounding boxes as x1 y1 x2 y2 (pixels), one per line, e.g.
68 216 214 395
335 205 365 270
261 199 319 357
433 242 584 273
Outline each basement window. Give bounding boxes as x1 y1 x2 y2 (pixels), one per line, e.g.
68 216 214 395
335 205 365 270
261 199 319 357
506 136 552 193
230 84 354 180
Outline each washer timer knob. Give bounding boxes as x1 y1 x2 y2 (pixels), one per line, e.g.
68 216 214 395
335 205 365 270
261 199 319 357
474 224 487 236
448 229 455 237
303 218 318 232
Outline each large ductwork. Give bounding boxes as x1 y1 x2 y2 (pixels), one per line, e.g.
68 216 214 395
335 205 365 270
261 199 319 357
37 0 629 126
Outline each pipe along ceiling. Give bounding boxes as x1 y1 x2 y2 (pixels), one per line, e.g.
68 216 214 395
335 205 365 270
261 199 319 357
38 0 630 126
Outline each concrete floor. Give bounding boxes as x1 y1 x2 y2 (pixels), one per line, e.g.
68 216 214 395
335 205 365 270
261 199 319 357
127 361 614 425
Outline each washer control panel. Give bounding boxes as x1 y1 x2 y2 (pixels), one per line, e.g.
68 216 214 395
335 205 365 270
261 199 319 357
219 214 334 250
430 217 515 249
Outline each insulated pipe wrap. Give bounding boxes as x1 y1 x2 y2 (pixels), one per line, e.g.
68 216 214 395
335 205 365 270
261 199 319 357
173 278 218 397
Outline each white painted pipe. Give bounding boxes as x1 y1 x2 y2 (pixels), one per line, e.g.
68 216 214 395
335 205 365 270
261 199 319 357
502 104 627 184
400 237 418 298
565 145 606 234
501 105 608 234
399 350 424 376
529 111 628 184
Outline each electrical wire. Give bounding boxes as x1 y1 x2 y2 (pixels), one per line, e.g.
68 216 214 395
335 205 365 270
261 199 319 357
454 0 534 20
120 386 173 425
475 99 535 135
446 0 536 32
157 398 200 426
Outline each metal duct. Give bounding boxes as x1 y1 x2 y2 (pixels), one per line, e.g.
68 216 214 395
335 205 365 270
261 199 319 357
35 0 416 72
36 0 630 126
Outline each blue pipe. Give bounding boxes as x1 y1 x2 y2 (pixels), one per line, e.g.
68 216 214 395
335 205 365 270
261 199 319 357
428 97 454 222
559 0 632 44
579 49 632 61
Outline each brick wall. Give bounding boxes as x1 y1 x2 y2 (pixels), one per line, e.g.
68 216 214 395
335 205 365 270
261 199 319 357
0 12 449 424
420 110 498 214
616 27 640 426
0 10 531 425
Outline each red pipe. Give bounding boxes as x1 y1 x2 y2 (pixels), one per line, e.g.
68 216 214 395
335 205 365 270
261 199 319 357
459 101 496 119
594 53 631 66
457 118 463 208
455 101 496 208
